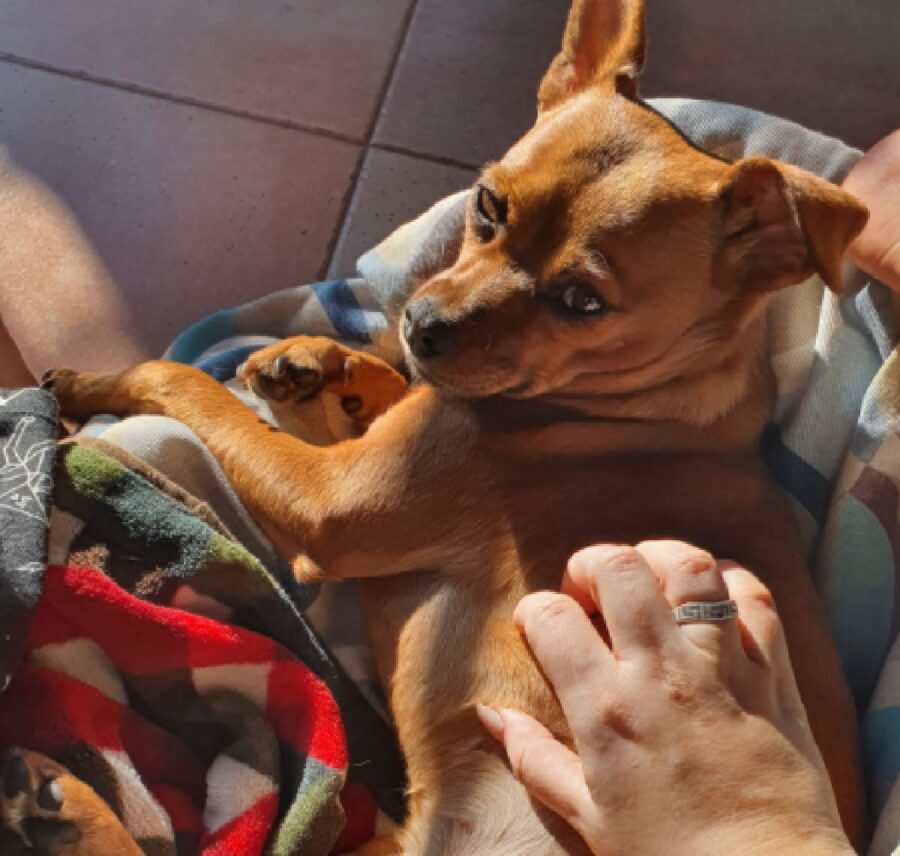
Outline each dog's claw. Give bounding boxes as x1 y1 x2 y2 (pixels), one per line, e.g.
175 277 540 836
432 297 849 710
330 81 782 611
40 369 60 391
269 356 324 393
272 355 289 379
288 366 322 394
36 779 63 813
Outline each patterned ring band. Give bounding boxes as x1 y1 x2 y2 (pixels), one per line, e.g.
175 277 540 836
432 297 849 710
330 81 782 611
673 600 739 624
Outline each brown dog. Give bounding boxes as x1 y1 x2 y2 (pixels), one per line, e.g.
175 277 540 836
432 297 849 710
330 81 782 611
46 0 869 852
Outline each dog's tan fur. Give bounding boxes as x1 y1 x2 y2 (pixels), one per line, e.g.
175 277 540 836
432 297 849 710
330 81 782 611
45 1 869 852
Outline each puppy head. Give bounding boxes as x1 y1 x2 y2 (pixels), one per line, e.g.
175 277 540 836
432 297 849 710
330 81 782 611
402 0 867 416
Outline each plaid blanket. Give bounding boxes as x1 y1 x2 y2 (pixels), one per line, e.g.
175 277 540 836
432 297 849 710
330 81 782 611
0 430 406 854
143 99 897 853
2 561 345 855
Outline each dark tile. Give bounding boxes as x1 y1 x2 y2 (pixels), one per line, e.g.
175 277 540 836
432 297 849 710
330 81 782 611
374 0 566 167
642 0 900 150
329 147 475 278
0 62 360 361
0 0 413 140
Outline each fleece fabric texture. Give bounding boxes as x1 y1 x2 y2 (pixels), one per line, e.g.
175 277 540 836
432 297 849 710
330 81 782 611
0 430 407 854
0 388 57 692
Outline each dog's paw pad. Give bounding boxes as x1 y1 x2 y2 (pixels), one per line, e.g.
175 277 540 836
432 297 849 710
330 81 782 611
246 355 325 404
342 396 363 415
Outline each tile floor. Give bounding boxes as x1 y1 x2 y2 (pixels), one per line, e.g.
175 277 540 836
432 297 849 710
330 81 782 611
1 0 897 358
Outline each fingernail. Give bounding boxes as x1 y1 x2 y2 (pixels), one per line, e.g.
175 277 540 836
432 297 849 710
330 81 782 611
475 704 505 738
512 594 539 629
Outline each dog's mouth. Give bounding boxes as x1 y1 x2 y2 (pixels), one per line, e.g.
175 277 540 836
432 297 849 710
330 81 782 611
401 334 526 399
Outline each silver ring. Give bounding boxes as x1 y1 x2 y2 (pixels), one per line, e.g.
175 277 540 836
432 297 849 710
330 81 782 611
673 600 738 624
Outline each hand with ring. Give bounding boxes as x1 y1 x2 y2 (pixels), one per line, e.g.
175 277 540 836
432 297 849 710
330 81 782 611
476 540 855 856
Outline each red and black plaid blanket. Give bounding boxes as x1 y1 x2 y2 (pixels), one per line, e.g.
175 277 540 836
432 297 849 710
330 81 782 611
3 562 351 854
0 400 405 856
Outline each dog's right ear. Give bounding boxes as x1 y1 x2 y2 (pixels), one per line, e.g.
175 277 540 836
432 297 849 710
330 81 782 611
716 157 868 295
537 0 645 113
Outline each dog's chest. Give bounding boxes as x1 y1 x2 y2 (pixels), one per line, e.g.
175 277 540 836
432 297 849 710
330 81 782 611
485 449 773 589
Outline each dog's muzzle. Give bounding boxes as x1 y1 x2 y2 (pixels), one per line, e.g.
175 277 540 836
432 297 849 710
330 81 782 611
403 298 454 360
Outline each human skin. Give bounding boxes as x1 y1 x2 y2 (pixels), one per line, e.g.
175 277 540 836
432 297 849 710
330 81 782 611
477 541 856 856
0 165 149 386
843 129 900 293
0 316 35 387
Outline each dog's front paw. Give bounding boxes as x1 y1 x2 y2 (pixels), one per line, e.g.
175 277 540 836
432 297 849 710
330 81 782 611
43 364 178 422
40 369 82 411
238 337 408 426
237 341 328 405
1 749 82 853
41 369 120 423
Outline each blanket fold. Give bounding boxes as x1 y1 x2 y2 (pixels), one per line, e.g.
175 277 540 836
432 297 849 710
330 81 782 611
50 440 407 825
0 437 406 854
0 388 57 692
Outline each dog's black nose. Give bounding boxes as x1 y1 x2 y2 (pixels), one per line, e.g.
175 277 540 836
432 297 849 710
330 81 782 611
404 298 453 360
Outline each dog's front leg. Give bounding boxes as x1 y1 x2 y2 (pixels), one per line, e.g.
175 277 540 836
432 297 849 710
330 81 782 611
46 362 487 582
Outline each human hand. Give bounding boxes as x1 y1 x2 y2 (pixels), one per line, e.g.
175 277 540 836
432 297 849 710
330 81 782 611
843 130 900 293
477 541 855 856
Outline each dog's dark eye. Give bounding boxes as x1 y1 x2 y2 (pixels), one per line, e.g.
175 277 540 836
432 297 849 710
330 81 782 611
560 283 606 316
473 185 507 241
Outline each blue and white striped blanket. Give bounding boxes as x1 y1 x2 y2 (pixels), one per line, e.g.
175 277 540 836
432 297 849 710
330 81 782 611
107 99 899 853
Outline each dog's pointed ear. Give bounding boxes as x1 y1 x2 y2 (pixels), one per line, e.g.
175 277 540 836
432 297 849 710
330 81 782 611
538 0 645 112
716 157 868 295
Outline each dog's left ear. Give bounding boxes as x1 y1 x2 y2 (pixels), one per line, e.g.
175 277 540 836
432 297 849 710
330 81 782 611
538 0 645 112
717 157 868 294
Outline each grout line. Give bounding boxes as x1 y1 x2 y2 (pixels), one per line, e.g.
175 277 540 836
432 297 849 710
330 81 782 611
369 142 480 172
0 29 481 281
0 51 363 146
0 49 481 179
360 0 421 152
320 0 422 279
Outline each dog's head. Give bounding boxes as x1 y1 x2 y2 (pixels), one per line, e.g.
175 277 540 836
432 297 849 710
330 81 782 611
401 0 867 420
